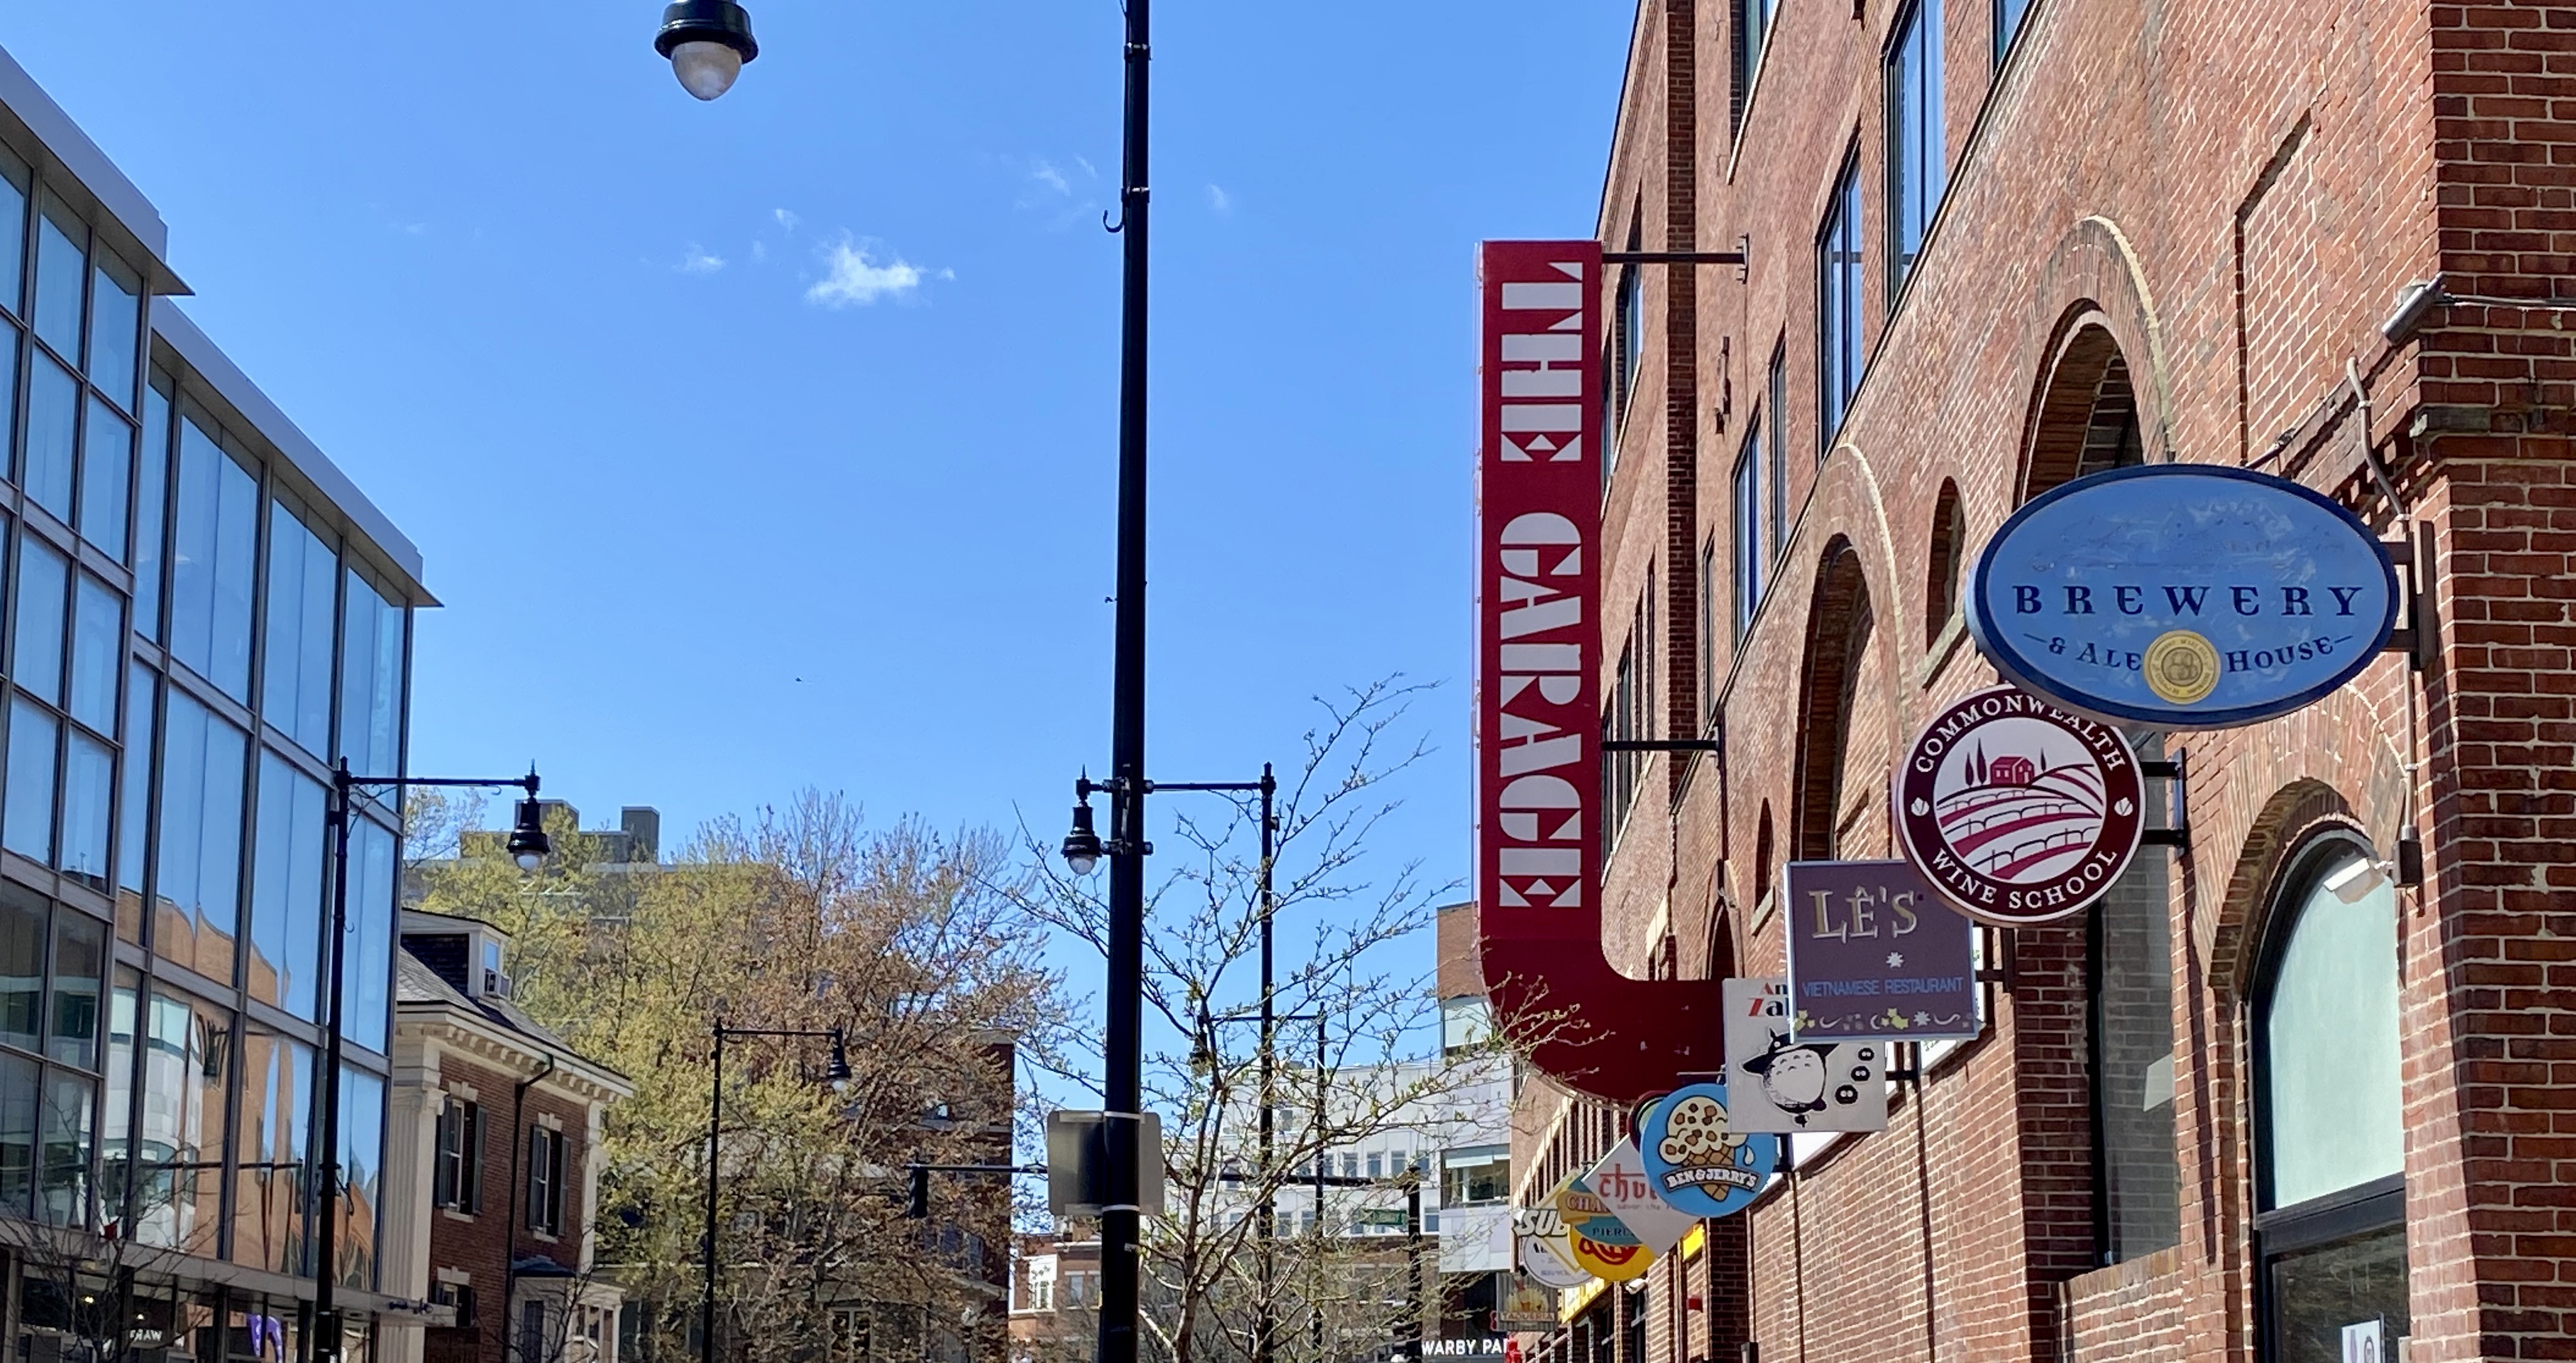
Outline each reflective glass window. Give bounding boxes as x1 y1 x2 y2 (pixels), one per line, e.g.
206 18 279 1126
61 731 111 887
347 817 396 1053
116 665 153 933
0 157 24 318
0 1052 34 1214
0 892 39 1051
2260 846 2404 1210
1818 155 1864 439
1733 427 1763 637
263 507 336 755
335 1067 385 1288
2094 842 2180 1262
231 1026 312 1273
157 692 246 986
80 397 132 560
13 536 65 705
1887 0 1947 291
249 752 325 1019
31 205 83 360
0 329 19 465
47 912 100 1070
340 571 404 778
71 573 119 732
101 971 134 1225
137 988 228 1251
1997 0 2035 61
169 417 257 701
135 383 170 640
24 355 77 521
88 256 140 410
6 698 58 861
39 1070 93 1226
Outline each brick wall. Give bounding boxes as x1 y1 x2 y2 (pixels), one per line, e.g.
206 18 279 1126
424 1051 599 1363
1499 0 2576 1358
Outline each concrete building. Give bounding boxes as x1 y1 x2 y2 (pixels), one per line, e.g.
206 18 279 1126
0 40 434 1363
1498 0 2576 1360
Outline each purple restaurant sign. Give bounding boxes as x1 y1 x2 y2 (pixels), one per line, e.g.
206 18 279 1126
1784 860 1981 1042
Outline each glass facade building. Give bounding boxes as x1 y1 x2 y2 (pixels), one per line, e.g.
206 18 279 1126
0 46 427 1363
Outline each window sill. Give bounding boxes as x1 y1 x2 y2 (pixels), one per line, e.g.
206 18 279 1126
1919 610 1969 689
440 1207 477 1224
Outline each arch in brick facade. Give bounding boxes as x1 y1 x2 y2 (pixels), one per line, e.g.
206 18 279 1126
1788 537 1878 861
2207 783 2363 1001
2016 216 2177 497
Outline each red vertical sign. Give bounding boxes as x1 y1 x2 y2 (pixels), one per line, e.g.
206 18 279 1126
1476 242 1724 1104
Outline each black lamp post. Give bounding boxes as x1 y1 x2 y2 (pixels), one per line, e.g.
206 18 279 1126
312 766 549 1363
700 1022 850 1363
657 4 1157 1360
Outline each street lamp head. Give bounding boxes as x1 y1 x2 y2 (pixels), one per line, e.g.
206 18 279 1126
506 798 552 872
656 0 758 101
825 1030 854 1092
1061 797 1103 877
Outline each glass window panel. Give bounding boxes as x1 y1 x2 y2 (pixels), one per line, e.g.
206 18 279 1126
137 988 229 1252
13 536 66 706
88 256 140 410
170 417 257 701
24 355 77 521
249 753 326 1019
1888 0 1948 292
31 206 84 361
2261 849 2405 1210
1817 159 1864 440
38 1070 92 1226
1997 0 2034 61
0 1052 35 1215
80 398 132 560
61 730 111 887
339 572 404 778
71 573 119 732
135 382 170 640
47 911 101 1070
101 971 134 1226
6 698 59 862
1733 432 1763 637
118 665 154 927
0 158 24 319
0 329 19 468
347 818 395 1053
0 890 40 1051
157 693 244 985
231 1026 312 1274
2096 841 2179 1261
2268 1223 2409 1360
263 507 336 754
335 1067 384 1288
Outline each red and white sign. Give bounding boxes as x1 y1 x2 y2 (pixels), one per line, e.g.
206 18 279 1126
1893 686 2147 927
1476 240 1725 1104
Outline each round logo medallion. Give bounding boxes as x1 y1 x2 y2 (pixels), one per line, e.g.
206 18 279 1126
2142 629 2221 705
1894 686 2147 927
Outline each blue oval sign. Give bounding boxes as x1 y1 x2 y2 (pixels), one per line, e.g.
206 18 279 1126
1965 465 2399 729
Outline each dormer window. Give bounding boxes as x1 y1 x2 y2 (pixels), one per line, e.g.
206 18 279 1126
481 937 509 998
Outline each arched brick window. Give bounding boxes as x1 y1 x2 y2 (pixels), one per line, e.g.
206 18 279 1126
1790 541 1876 861
2253 834 2409 1359
2023 318 2145 502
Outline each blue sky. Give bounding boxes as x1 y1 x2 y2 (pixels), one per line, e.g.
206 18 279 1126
0 4 1629 951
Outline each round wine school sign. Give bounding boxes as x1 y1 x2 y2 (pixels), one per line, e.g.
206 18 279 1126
1894 686 2145 927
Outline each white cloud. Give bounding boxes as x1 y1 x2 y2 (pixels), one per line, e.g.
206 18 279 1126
1206 184 1232 213
751 240 768 263
774 208 801 231
806 238 944 307
1031 160 1071 195
678 244 726 274
1075 156 1098 180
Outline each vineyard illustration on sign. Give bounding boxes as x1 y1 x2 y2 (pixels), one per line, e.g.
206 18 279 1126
1910 721 2128 885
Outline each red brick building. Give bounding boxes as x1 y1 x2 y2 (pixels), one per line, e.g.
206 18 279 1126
1501 0 2576 1360
383 913 632 1363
